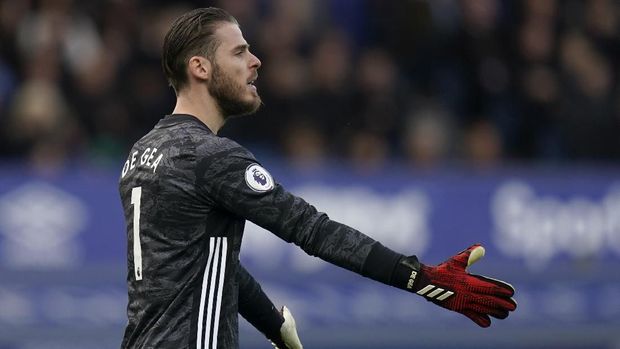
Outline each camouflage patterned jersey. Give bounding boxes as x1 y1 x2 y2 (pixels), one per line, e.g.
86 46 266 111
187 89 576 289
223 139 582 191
118 114 383 349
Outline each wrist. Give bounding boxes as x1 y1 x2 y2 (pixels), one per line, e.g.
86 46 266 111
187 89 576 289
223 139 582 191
263 309 286 345
390 256 431 293
241 295 284 343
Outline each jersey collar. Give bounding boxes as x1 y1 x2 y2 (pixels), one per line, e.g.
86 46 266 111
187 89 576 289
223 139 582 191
156 114 214 134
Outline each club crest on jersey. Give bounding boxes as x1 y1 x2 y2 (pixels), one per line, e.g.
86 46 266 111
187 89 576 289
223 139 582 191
245 164 274 192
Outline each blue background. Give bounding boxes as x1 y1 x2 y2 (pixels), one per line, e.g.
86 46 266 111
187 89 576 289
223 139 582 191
0 162 618 349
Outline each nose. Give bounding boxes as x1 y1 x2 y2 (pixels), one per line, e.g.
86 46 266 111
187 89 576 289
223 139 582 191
250 52 261 69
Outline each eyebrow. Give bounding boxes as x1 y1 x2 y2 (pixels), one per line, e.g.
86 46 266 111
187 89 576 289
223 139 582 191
231 44 250 52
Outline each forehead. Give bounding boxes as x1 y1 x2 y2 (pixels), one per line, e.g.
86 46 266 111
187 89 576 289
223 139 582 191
214 22 247 51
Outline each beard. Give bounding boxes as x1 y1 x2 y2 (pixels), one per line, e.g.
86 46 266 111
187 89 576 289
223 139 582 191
207 62 262 119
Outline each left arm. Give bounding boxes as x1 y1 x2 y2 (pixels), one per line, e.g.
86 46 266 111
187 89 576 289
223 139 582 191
238 264 302 348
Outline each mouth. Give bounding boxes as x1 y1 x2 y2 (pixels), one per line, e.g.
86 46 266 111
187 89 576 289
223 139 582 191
247 77 258 92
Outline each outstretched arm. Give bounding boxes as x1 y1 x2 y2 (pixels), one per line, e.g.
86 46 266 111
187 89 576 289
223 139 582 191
197 144 516 327
295 218 517 327
238 264 302 348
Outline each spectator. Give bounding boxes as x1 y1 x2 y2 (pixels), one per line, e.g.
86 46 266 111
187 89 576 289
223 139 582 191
1 0 619 168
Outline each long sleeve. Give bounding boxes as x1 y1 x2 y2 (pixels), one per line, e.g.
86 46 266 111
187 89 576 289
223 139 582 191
197 140 404 284
237 264 286 347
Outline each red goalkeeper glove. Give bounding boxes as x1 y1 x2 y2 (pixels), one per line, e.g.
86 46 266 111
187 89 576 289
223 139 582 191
392 244 517 327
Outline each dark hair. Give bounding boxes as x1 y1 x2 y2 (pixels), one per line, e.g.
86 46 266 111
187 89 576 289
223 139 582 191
162 7 238 93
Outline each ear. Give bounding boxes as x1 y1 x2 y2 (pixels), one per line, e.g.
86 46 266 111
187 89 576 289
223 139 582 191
187 56 212 82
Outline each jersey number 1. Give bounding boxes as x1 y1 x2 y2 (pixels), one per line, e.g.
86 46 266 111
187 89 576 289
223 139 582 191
131 186 143 281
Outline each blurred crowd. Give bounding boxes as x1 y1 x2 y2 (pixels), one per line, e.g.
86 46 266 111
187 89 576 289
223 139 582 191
1 0 620 171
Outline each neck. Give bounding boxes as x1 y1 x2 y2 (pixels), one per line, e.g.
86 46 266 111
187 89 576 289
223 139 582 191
172 86 224 134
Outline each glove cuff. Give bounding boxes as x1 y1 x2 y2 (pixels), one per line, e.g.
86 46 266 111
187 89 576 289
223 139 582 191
390 255 429 292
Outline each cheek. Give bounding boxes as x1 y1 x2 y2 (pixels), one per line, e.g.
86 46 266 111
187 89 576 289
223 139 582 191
222 66 243 85
235 66 247 81
231 59 249 75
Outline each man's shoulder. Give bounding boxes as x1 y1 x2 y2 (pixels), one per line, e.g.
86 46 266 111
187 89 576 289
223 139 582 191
195 135 254 159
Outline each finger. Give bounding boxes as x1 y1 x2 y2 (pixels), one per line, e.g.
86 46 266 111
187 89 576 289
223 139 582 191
470 274 515 297
469 301 511 320
499 296 517 311
472 293 518 312
462 310 491 328
448 244 484 270
489 309 509 319
466 245 485 268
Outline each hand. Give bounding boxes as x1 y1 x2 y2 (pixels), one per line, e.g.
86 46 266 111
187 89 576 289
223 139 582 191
398 244 517 327
270 306 303 349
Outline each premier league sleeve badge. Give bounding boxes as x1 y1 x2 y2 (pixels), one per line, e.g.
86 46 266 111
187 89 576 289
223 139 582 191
244 163 275 192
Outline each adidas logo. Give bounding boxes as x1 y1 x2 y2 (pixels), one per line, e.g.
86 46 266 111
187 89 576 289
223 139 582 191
416 285 454 301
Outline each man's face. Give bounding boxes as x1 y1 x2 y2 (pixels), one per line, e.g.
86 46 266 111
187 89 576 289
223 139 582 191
208 23 262 118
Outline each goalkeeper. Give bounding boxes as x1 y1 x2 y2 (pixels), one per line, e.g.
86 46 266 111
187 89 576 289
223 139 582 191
118 7 516 349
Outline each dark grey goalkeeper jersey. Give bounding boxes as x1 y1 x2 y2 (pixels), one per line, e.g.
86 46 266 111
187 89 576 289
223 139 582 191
118 114 379 349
